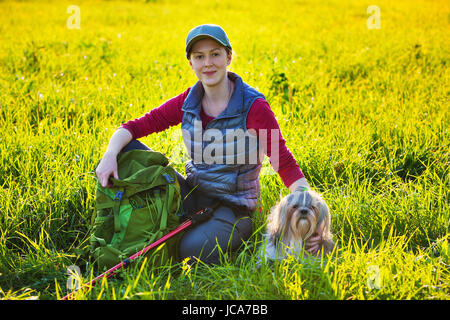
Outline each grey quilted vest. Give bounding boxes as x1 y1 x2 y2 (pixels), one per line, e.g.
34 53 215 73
181 72 266 213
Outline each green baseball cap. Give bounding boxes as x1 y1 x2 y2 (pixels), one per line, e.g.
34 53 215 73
186 24 232 59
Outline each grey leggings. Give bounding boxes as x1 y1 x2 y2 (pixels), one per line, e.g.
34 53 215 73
121 140 253 264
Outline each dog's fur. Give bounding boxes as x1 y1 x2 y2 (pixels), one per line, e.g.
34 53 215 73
258 189 334 262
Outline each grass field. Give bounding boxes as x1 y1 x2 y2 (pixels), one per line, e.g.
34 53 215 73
0 0 448 300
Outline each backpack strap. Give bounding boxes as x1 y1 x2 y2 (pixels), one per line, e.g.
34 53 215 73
160 182 175 231
150 189 163 229
113 190 124 233
153 175 179 232
91 234 107 247
161 174 181 230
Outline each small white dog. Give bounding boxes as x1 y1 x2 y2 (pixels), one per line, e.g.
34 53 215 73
258 189 334 263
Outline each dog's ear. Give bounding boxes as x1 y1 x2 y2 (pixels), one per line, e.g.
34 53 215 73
315 195 334 255
266 203 284 241
316 197 330 231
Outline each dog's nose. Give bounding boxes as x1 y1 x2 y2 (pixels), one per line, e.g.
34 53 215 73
300 209 308 215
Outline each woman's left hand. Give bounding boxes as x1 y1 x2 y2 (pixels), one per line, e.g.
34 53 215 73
305 220 325 255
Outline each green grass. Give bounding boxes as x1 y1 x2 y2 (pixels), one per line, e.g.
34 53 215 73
0 0 448 300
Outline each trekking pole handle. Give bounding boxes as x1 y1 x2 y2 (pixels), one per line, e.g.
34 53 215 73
190 207 214 225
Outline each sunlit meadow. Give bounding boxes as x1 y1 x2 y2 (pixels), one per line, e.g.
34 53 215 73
0 0 448 300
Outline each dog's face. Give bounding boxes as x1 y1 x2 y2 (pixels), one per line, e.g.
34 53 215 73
267 190 331 245
258 189 334 263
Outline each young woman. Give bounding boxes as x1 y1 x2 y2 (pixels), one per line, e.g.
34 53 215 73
95 24 324 264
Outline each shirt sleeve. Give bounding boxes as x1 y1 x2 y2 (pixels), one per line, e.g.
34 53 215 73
246 98 305 188
120 88 190 139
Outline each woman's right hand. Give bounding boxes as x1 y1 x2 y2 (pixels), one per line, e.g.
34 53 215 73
95 128 133 187
95 151 120 188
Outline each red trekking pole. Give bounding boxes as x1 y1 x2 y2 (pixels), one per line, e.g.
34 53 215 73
61 206 214 300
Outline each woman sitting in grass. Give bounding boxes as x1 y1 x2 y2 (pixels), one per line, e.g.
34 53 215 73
95 24 323 264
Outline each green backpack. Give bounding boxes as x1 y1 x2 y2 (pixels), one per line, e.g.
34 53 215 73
89 149 182 271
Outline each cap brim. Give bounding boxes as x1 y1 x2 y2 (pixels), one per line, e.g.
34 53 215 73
186 34 228 57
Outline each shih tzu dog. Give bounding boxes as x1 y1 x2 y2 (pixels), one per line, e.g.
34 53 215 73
258 189 334 263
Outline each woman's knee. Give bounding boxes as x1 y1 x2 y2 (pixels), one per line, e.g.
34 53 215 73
179 228 214 263
178 206 252 264
213 206 253 242
120 139 153 153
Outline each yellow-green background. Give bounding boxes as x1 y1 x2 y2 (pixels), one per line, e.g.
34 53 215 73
0 0 448 299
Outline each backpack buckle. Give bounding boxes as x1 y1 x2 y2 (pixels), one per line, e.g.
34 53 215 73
162 174 174 184
114 191 124 201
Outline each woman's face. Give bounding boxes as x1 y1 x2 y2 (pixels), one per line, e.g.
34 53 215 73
189 38 232 88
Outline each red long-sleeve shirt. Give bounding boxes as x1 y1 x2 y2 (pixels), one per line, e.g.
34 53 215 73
120 88 304 188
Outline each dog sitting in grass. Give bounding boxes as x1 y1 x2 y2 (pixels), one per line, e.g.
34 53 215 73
258 189 334 263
